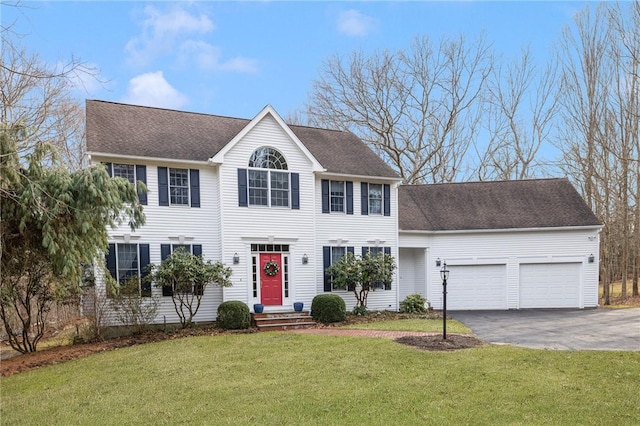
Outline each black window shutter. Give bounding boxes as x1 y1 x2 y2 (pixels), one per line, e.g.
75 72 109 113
106 243 117 280
347 246 355 291
161 244 171 261
323 246 331 292
291 173 300 210
346 181 353 215
361 246 368 257
190 169 200 208
104 162 113 177
158 167 169 206
361 182 369 215
193 243 204 295
384 247 392 289
160 244 173 296
321 180 329 213
383 184 391 216
136 165 147 205
238 168 248 207
139 244 151 296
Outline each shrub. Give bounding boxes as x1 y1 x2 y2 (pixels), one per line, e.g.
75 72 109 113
351 305 369 316
110 276 161 334
217 301 251 330
399 293 429 314
311 294 346 323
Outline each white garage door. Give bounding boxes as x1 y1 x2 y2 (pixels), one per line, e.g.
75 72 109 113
519 263 581 308
446 264 507 310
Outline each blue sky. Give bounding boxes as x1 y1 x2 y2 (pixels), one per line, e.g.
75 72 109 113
4 1 588 120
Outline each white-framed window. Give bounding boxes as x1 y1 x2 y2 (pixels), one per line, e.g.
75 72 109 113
368 183 383 215
104 162 148 205
330 181 345 212
362 246 391 290
270 171 290 207
248 170 269 206
330 246 347 291
169 168 189 205
160 244 203 296
247 147 290 207
113 163 136 183
106 243 151 297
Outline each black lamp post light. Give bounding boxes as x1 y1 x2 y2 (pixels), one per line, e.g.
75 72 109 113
440 261 450 340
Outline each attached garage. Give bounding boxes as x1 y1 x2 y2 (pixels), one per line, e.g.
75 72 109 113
399 178 603 310
446 264 507 310
519 263 581 308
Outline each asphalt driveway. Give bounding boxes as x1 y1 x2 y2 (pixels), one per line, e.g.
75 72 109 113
451 308 640 351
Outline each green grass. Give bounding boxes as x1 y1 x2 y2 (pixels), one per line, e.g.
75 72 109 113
2 332 639 425
342 318 472 334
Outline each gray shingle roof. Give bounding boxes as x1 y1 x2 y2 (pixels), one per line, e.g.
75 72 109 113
86 100 399 178
399 178 602 231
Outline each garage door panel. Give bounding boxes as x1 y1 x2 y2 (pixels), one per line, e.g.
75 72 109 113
447 264 507 310
520 263 580 308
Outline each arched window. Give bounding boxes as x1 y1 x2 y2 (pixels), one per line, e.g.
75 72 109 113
247 147 290 207
249 147 288 170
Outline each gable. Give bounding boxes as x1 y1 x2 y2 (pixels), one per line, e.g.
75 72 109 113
399 178 602 231
209 105 324 173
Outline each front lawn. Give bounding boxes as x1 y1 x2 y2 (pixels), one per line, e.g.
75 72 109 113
2 332 638 425
342 317 472 334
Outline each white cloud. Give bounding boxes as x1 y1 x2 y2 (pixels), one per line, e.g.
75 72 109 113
337 10 377 37
124 4 259 74
121 71 188 109
125 4 214 67
218 57 259 74
179 40 259 73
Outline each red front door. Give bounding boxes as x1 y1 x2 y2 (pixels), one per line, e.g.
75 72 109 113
260 253 282 305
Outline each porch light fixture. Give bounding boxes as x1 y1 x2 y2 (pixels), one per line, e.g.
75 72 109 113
435 258 441 267
440 261 450 340
233 253 240 264
588 254 595 264
302 254 309 265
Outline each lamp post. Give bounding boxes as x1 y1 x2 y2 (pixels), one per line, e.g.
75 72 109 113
440 261 449 340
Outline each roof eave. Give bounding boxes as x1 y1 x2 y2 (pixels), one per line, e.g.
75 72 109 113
318 171 402 183
399 224 603 235
88 152 211 166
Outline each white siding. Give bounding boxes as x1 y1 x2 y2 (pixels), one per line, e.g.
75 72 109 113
92 158 223 324
400 228 600 310
315 178 400 312
399 248 427 303
218 116 317 310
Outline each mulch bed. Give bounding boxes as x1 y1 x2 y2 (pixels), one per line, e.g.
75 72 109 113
395 334 485 351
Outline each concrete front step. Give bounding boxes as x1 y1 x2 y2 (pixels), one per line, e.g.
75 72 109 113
251 310 316 331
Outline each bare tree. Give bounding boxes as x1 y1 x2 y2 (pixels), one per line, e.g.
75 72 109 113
306 34 492 184
476 48 558 181
556 1 640 304
1 45 89 171
607 1 640 298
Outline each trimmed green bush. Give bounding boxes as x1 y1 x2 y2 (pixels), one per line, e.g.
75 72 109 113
311 294 346 323
217 301 251 330
399 293 429 314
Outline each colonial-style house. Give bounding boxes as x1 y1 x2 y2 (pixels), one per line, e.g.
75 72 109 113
86 100 602 324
